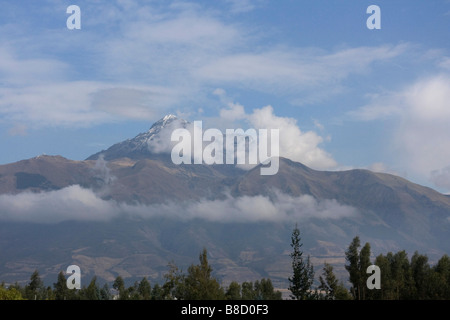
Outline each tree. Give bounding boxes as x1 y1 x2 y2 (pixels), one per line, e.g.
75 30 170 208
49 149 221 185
433 254 450 299
410 251 430 299
127 281 141 300
84 276 100 300
54 271 69 300
138 277 152 300
254 278 282 300
162 261 185 300
374 253 393 299
183 248 225 300
359 242 372 300
288 224 315 300
226 281 242 300
25 270 44 300
0 286 24 300
391 250 414 299
345 236 361 299
319 263 336 300
113 276 127 300
241 281 255 300
318 263 352 300
100 283 111 300
151 283 164 300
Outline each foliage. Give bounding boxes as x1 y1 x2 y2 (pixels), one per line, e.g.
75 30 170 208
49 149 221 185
0 285 24 300
318 262 352 300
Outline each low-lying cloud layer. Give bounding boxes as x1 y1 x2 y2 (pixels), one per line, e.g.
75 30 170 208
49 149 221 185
0 185 357 224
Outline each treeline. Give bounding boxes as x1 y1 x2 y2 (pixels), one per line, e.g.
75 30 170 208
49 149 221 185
0 248 282 300
289 231 450 300
2 229 450 300
345 236 450 300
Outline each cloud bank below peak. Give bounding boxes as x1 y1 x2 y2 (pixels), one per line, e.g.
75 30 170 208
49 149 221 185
0 185 357 224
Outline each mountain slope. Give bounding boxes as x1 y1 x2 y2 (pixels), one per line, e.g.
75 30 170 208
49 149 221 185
0 115 449 288
86 114 188 161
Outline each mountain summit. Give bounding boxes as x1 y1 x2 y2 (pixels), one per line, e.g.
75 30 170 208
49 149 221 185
86 114 188 161
0 116 450 286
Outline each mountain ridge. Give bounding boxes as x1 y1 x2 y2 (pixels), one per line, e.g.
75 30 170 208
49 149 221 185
0 115 449 287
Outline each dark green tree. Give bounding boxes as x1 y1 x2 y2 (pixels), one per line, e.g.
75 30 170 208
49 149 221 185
25 270 45 300
113 276 127 300
84 276 100 300
345 236 361 299
225 281 242 300
54 271 70 300
374 253 393 299
392 250 414 299
127 281 141 300
241 281 255 300
433 254 450 299
138 277 152 300
183 248 225 300
151 283 164 300
288 224 315 300
318 262 351 300
359 242 372 300
410 251 430 299
100 283 111 300
254 278 282 300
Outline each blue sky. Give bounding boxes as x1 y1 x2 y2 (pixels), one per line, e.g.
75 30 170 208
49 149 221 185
0 0 450 193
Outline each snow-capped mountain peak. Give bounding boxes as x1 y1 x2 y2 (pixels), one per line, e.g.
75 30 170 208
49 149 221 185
86 114 189 160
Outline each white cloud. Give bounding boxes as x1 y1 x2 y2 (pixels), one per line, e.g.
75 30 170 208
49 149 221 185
430 166 450 191
196 45 407 96
349 74 450 192
0 81 110 127
0 185 357 224
0 0 412 129
0 185 119 223
0 80 182 127
219 102 246 121
216 101 337 170
0 47 69 86
248 106 337 169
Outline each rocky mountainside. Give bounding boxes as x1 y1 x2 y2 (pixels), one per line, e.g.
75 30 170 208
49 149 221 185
86 114 188 161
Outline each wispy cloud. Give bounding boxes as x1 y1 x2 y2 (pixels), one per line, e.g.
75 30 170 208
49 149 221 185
196 45 407 98
0 1 410 128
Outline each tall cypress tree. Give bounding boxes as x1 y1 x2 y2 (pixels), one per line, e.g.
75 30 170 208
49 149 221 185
345 236 361 299
288 224 314 300
359 242 372 300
